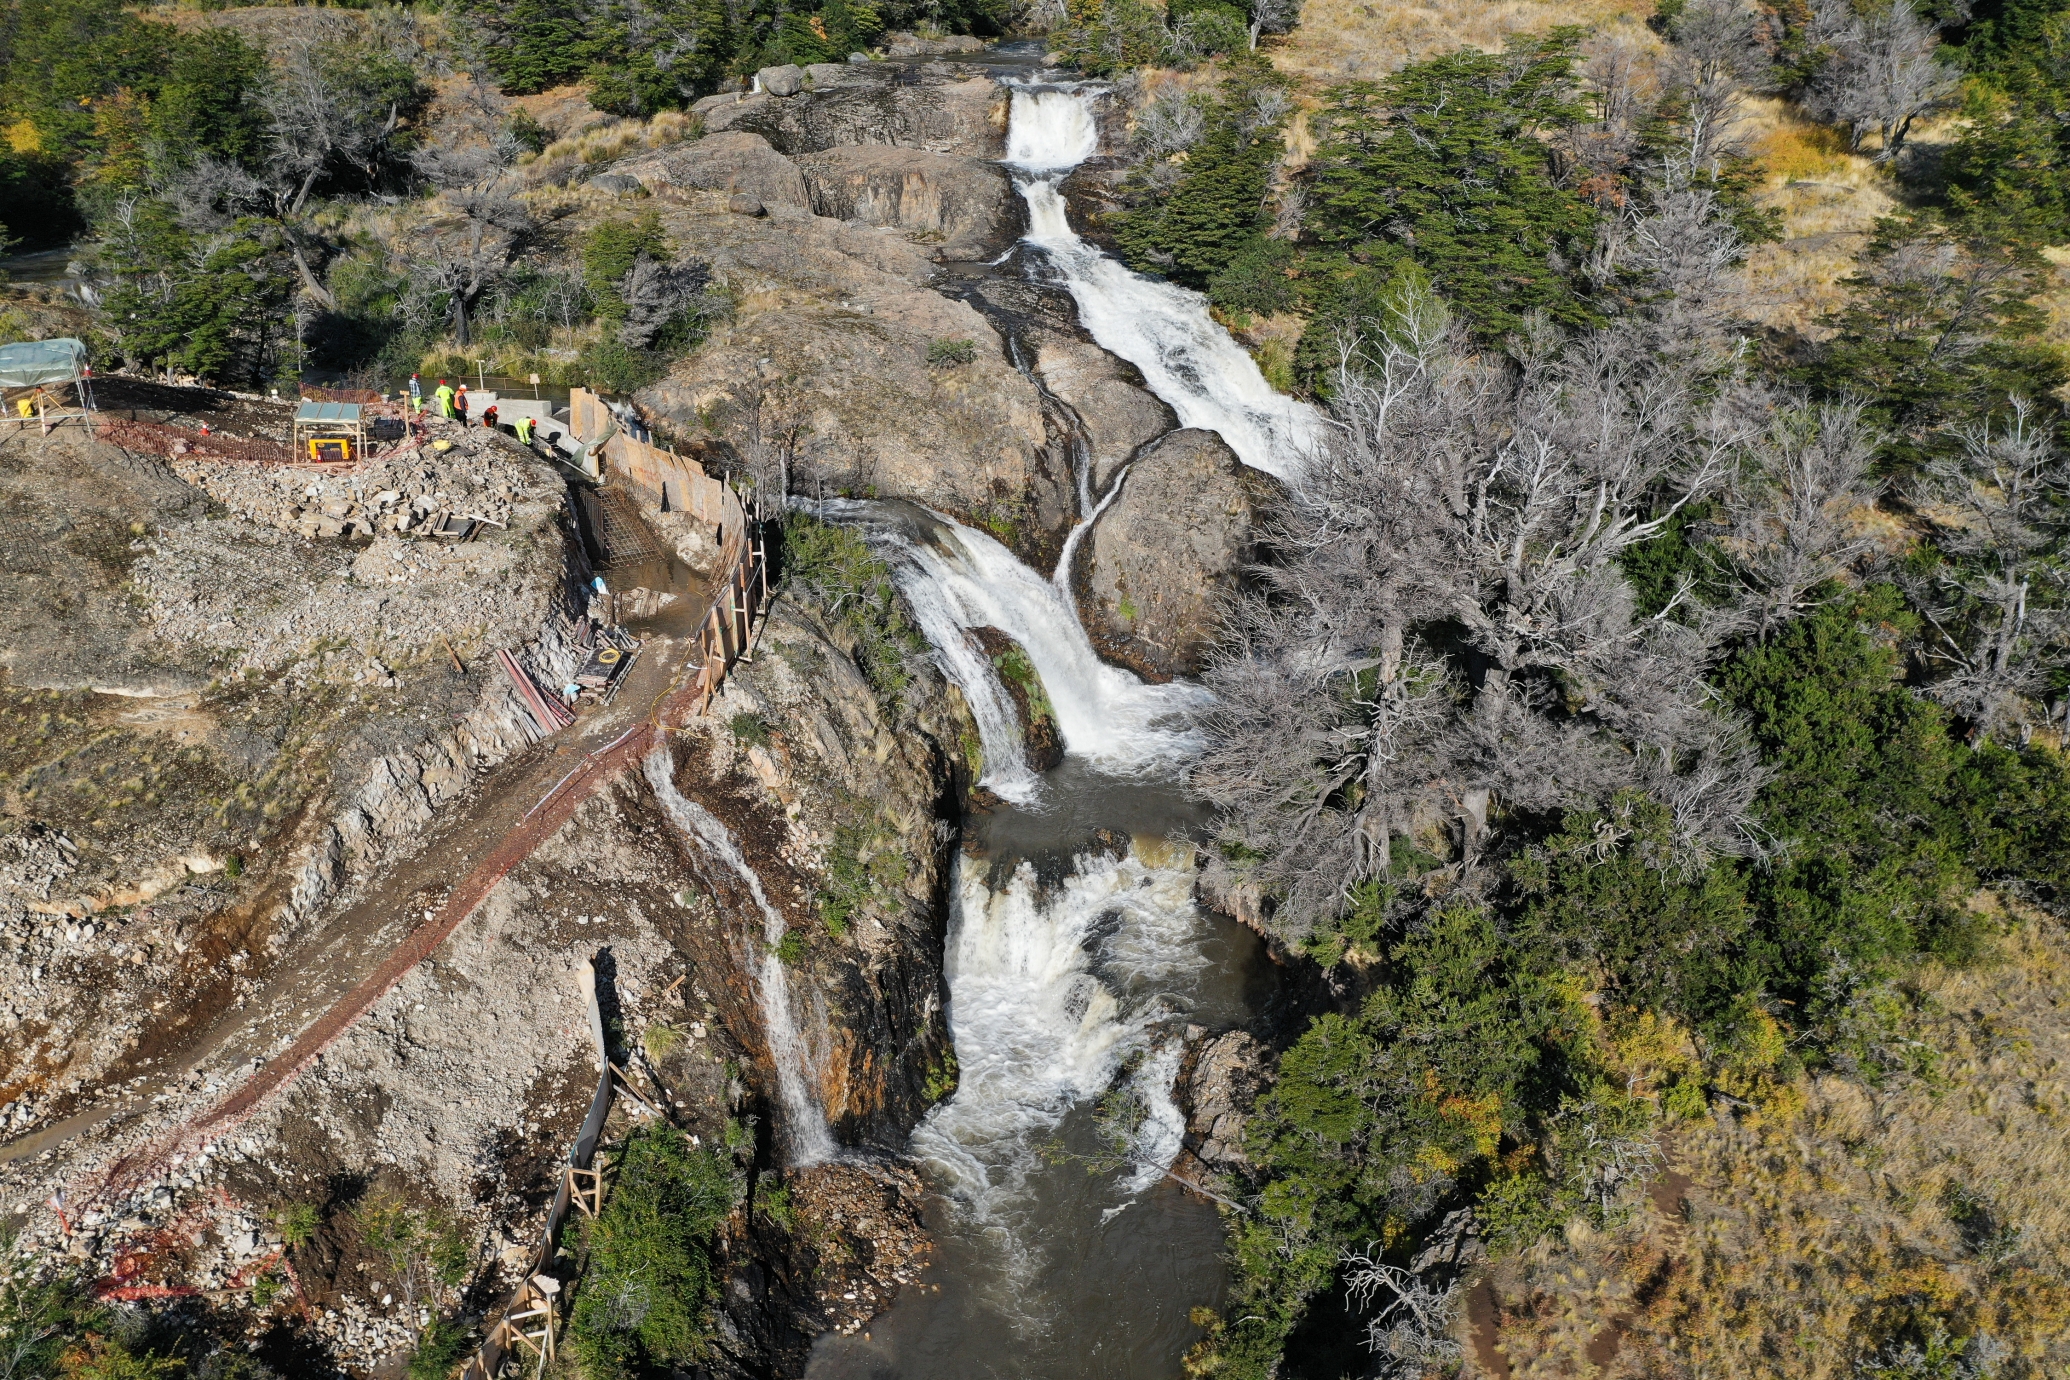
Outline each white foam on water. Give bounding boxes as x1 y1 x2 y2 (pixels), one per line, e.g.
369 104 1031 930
1004 85 1324 484
818 501 1209 797
909 850 1209 1312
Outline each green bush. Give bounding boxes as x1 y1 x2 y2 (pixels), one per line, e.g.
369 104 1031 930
728 711 773 748
568 1126 738 1379
780 514 926 708
404 1319 473 1380
925 337 977 366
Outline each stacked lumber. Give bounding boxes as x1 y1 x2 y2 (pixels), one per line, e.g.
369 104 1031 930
496 648 576 738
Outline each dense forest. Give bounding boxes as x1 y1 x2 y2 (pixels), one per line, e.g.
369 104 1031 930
1103 0 2070 1373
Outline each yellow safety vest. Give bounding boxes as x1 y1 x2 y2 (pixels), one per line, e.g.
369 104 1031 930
515 416 535 442
434 386 455 417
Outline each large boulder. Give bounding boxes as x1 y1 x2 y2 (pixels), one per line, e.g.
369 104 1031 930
703 68 1008 159
617 130 811 212
1030 332 1175 493
1077 427 1277 677
757 63 805 97
798 144 1020 260
636 292 1075 567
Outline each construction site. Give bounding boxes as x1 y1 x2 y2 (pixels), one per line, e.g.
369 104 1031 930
0 318 963 1376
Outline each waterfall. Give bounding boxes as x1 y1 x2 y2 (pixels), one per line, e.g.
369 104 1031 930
1003 85 1325 485
643 748 837 1166
818 500 1209 799
908 849 1208 1305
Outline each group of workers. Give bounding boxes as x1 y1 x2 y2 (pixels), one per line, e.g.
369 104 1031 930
406 373 537 444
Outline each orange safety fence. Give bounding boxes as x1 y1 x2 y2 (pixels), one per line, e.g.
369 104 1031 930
98 416 297 467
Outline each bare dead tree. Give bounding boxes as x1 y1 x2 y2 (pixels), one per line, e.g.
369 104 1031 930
1659 0 1766 176
1908 399 2070 740
1248 0 1303 50
617 255 713 349
1804 0 1958 159
1194 198 1773 940
1340 1248 1465 1375
1727 399 1885 633
406 86 534 347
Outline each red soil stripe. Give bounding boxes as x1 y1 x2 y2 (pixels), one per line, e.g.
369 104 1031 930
82 724 656 1207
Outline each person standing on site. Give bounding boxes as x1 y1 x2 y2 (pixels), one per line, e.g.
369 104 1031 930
433 378 455 418
455 383 470 424
408 373 423 414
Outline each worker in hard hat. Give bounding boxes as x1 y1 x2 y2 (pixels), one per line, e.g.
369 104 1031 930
408 373 423 412
515 414 536 445
433 379 455 418
481 403 499 431
455 383 470 424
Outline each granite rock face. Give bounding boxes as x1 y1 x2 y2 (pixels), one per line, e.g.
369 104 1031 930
1183 1030 1272 1169
1029 331 1176 493
639 294 1076 570
618 130 813 212
1077 428 1279 677
702 66 1008 159
798 144 1020 260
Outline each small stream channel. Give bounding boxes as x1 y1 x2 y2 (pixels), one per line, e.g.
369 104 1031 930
805 70 1314 1377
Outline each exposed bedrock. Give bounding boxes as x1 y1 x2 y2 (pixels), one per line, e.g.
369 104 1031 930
698 64 1008 159
1077 428 1280 679
617 129 813 212
797 144 1022 261
638 295 1077 570
647 590 972 1148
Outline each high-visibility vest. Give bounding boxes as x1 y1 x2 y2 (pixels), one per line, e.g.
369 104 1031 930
515 416 535 442
433 385 455 417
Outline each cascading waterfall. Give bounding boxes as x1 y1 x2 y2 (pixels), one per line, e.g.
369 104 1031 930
1004 84 1325 484
909 850 1208 1308
811 74 1298 1373
817 500 1209 798
643 748 837 1166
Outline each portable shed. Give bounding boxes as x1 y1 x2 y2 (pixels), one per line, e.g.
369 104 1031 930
292 400 366 465
0 337 94 432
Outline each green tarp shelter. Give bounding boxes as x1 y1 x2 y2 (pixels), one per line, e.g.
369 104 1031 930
0 337 89 389
1 337 94 431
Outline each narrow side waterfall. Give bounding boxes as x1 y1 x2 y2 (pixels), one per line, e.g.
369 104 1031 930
818 500 1209 797
644 748 837 1166
908 850 1209 1308
1004 85 1324 484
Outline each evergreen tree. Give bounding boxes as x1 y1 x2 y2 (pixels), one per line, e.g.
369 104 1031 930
1110 57 1290 302
1295 31 1602 375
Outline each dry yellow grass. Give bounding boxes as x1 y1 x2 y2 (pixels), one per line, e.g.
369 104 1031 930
1472 905 2070 1379
1734 96 1899 339
1271 0 1656 83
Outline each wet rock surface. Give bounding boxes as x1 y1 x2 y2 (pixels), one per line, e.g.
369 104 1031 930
1181 1029 1272 1170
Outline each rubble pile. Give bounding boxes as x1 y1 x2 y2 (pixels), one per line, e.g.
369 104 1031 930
165 423 563 542
130 446 579 683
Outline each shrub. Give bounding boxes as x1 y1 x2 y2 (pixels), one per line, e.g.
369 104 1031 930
774 929 805 965
403 1318 473 1380
925 337 977 366
779 514 926 708
275 1201 321 1249
728 711 773 748
567 1126 738 1378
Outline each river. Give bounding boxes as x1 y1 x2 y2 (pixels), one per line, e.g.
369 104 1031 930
801 76 1317 1379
